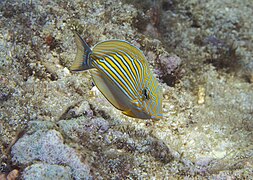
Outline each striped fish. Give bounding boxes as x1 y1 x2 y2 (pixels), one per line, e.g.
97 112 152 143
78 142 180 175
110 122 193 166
71 32 163 119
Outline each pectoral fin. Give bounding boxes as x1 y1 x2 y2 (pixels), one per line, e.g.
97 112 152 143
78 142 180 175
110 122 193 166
92 70 129 111
131 99 142 110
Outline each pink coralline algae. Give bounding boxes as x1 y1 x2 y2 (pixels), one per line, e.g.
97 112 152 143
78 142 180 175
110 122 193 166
155 54 182 86
159 54 181 74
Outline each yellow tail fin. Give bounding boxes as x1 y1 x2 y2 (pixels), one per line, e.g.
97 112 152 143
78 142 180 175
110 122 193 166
70 32 93 72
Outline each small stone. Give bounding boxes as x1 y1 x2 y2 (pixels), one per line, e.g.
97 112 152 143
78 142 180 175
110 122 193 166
22 163 71 180
6 169 19 180
159 54 182 75
249 73 253 83
197 86 206 104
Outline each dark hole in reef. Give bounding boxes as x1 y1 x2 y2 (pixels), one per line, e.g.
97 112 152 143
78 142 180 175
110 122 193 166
161 0 173 11
159 72 179 87
89 104 110 120
204 43 240 73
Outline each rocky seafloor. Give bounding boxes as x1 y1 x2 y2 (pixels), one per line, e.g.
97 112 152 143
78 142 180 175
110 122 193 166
0 0 252 179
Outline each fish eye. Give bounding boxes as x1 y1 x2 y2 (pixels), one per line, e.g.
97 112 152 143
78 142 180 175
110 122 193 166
142 89 149 100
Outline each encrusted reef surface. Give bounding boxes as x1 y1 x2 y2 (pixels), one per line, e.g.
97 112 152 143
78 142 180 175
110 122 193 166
0 0 252 179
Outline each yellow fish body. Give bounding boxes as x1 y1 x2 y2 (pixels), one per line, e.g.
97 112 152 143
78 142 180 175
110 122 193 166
71 32 163 119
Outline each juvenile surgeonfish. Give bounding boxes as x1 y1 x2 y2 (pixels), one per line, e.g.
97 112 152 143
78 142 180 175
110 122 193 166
70 32 163 119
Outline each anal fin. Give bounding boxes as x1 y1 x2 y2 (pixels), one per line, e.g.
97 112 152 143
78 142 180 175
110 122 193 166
122 109 136 118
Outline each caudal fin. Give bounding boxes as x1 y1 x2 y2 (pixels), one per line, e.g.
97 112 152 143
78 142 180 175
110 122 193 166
70 32 93 71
